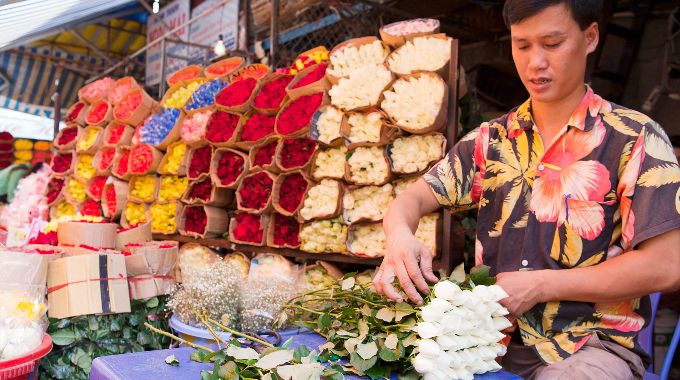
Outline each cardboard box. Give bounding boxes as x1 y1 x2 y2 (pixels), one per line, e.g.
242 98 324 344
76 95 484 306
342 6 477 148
115 222 152 251
0 251 49 287
58 244 119 257
57 221 117 248
125 241 178 300
47 253 131 318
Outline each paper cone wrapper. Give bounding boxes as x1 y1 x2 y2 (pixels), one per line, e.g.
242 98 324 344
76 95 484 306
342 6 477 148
275 91 329 139
298 179 343 223
178 205 229 238
54 126 82 152
233 110 277 151
113 88 154 126
152 112 184 151
215 78 261 115
50 152 75 177
47 180 66 207
73 153 97 183
161 79 204 108
127 175 160 203
57 221 117 248
305 260 344 279
180 106 214 148
309 106 344 148
85 100 113 126
272 170 313 217
158 140 188 176
286 63 331 101
112 147 133 181
210 148 249 189
125 241 178 299
65 101 89 126
166 65 204 87
235 169 276 213
116 222 152 251
252 73 294 115
247 137 280 173
182 178 234 207
340 109 401 150
85 176 108 201
326 37 390 85
76 126 104 154
204 111 244 148
102 177 128 219
265 213 301 249
228 63 271 83
386 34 450 79
379 18 440 48
274 138 318 174
120 201 150 229
92 147 117 177
386 132 446 176
205 57 244 80
103 122 134 147
111 77 142 105
186 145 214 181
383 72 448 135
64 176 86 205
229 212 270 246
49 199 78 220
129 144 163 175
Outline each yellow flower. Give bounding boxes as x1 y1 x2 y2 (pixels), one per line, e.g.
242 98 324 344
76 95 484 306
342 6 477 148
124 202 147 226
14 150 33 161
164 81 203 108
150 202 178 234
160 142 187 174
66 177 86 202
14 139 33 150
129 175 157 202
159 175 189 201
55 200 76 217
77 128 100 151
76 154 95 180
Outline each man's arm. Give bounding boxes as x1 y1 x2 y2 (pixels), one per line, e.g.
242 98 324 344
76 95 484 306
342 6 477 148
496 228 680 316
373 178 442 304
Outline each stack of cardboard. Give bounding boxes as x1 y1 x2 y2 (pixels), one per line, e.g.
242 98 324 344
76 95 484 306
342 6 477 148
124 241 178 300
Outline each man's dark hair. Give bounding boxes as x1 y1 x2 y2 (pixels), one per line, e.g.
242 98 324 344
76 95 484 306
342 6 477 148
670 135 680 148
503 0 603 30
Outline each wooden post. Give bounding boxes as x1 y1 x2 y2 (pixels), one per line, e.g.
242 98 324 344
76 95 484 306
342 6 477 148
51 78 61 140
270 0 279 68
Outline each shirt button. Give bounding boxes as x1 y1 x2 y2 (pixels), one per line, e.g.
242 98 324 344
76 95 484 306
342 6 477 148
521 259 529 267
538 164 545 171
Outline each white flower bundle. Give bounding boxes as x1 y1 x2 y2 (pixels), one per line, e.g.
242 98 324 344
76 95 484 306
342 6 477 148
389 134 445 174
299 217 348 253
381 73 446 131
347 222 386 257
315 106 344 145
347 147 390 185
312 146 347 180
387 36 452 75
299 179 342 221
415 213 439 256
346 111 383 144
381 19 440 37
413 281 511 380
327 40 388 79
343 184 394 224
329 64 392 111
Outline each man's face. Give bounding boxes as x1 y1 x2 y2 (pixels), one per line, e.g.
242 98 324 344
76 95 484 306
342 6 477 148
510 4 598 104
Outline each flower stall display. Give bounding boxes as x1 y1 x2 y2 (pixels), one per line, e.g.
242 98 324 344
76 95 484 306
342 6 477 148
180 109 212 146
272 171 310 216
130 144 163 175
299 179 342 221
215 77 258 112
379 18 440 47
123 201 148 228
140 108 182 148
149 201 180 234
183 177 232 207
51 152 73 175
346 146 391 185
328 64 392 111
179 205 228 238
275 137 317 172
80 198 102 217
113 88 154 126
93 146 116 176
386 35 452 76
65 177 86 204
187 145 213 180
204 56 244 79
236 170 275 212
342 110 397 147
381 72 448 133
388 133 446 174
347 222 386 257
312 146 347 180
103 178 128 219
326 38 389 81
86 176 108 201
85 100 113 126
211 148 248 188
158 140 187 175
415 213 439 257
310 105 343 146
54 126 80 151
128 175 158 203
162 80 204 109
252 74 294 114
110 77 140 104
275 92 325 137
65 101 88 125
205 110 241 146
299 217 348 254
76 127 103 154
75 154 96 181
237 113 276 147
268 213 301 248
249 139 279 171
158 175 189 202
343 183 394 224
394 176 419 196
230 212 268 246
46 177 65 205
184 79 228 111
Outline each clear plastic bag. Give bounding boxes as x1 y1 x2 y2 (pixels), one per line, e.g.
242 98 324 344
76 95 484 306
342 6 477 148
0 283 47 360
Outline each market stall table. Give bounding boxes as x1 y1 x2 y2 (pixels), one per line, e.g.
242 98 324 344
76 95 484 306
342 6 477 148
90 331 522 380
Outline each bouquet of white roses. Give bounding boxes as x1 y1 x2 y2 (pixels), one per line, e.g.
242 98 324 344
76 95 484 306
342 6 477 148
312 105 344 146
346 146 391 185
312 146 347 180
326 39 389 79
329 64 393 111
347 222 386 257
299 217 348 254
299 179 343 221
342 184 394 224
387 35 452 75
381 72 447 133
388 133 446 174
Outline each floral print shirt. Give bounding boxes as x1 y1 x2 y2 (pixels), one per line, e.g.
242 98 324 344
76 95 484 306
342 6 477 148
424 85 680 365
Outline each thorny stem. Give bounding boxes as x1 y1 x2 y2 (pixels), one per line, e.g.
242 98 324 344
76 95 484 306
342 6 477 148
144 322 215 353
207 318 275 349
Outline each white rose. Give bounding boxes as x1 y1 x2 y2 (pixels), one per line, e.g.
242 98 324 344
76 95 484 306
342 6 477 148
381 74 446 130
387 36 452 75
329 64 392 110
315 106 343 144
418 338 441 358
415 321 440 339
299 217 347 253
342 184 393 224
389 133 445 173
347 146 390 185
346 223 385 257
433 280 461 300
394 176 418 195
347 111 383 144
300 179 341 221
312 146 347 180
415 213 439 257
327 40 387 78
412 353 436 373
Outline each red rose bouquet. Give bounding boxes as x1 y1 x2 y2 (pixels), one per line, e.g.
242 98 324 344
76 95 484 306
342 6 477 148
57 127 78 146
216 77 257 107
106 122 131 145
87 176 108 201
81 198 102 217
113 148 131 178
188 145 212 179
51 152 73 174
187 178 213 202
232 213 264 244
103 183 122 218
85 101 111 125
65 102 86 123
291 63 327 89
215 150 246 186
252 140 278 168
46 177 65 204
237 171 273 210
276 93 324 136
278 138 317 170
129 144 162 174
253 75 293 110
96 147 116 172
183 206 207 235
272 213 300 247
276 172 308 214
240 113 275 142
205 111 240 144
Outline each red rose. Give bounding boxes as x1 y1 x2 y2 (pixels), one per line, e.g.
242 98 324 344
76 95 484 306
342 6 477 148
107 123 127 144
278 173 308 213
233 213 263 243
104 184 117 218
188 178 214 202
99 147 116 170
280 138 317 169
277 93 323 135
215 77 257 107
86 102 109 124
292 64 327 89
205 111 239 143
114 149 131 176
65 102 85 123
46 177 65 204
51 152 73 173
188 145 212 178
238 172 273 210
88 176 108 200
114 90 142 120
184 206 207 235
253 75 294 109
216 151 245 186
81 198 102 217
253 141 278 168
58 127 78 145
240 113 275 142
130 144 156 173
273 213 300 246
29 231 58 245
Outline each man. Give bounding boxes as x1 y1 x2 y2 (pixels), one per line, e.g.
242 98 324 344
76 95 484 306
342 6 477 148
373 1 680 379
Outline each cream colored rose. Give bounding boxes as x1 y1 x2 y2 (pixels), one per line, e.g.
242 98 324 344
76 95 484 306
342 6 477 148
387 36 452 75
347 111 383 144
315 106 343 144
327 40 387 78
389 134 445 174
416 213 439 256
300 217 348 253
394 176 419 196
343 184 394 224
313 146 347 180
329 64 392 111
347 147 389 185
347 223 386 257
381 74 446 130
300 179 342 221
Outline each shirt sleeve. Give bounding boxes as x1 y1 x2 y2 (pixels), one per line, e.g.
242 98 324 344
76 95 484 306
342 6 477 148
619 122 680 249
422 123 488 212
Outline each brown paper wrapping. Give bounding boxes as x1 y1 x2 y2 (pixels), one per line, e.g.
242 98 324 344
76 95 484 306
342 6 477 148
92 147 116 177
85 100 113 126
205 57 245 80
51 152 75 177
113 88 155 126
252 73 294 115
186 145 214 181
248 137 280 173
275 91 329 138
116 222 152 251
166 65 204 87
182 177 234 207
125 241 178 300
274 137 318 173
344 147 393 186
298 179 343 223
235 169 277 213
326 37 390 85
103 122 134 147
59 245 119 257
379 18 441 48
0 252 49 286
204 110 244 147
227 63 271 83
153 112 184 152
271 170 313 217
210 148 249 189
158 140 188 176
47 253 131 318
286 63 330 100
65 101 89 126
305 260 344 279
120 201 150 229
127 175 160 203
385 34 450 78
76 126 104 154
112 146 133 181
214 78 262 114
102 177 129 219
47 177 66 207
178 205 229 239
382 72 448 135
25 245 65 261
85 176 108 201
266 213 301 249
57 221 117 248
308 105 344 148
340 109 401 149
129 144 164 175
149 201 184 235
54 126 82 152
111 77 142 104
229 212 270 246
385 132 446 176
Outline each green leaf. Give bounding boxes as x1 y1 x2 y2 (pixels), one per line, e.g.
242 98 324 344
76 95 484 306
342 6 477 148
88 316 99 331
165 354 180 367
450 263 466 283
365 363 391 379
51 328 76 346
318 313 332 328
378 348 399 362
293 345 311 362
470 264 496 285
200 370 217 380
349 351 378 374
191 349 217 362
356 341 378 360
145 297 159 308
217 361 239 379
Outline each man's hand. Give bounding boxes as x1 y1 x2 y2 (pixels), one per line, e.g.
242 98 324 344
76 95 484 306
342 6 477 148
496 270 548 316
373 226 438 305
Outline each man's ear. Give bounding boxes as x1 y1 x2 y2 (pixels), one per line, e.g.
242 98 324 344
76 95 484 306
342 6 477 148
585 22 599 54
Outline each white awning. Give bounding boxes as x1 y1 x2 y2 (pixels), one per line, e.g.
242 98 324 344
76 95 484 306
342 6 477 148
0 107 65 140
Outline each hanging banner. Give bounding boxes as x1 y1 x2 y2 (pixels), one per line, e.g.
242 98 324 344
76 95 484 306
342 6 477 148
146 0 191 86
188 0 240 64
